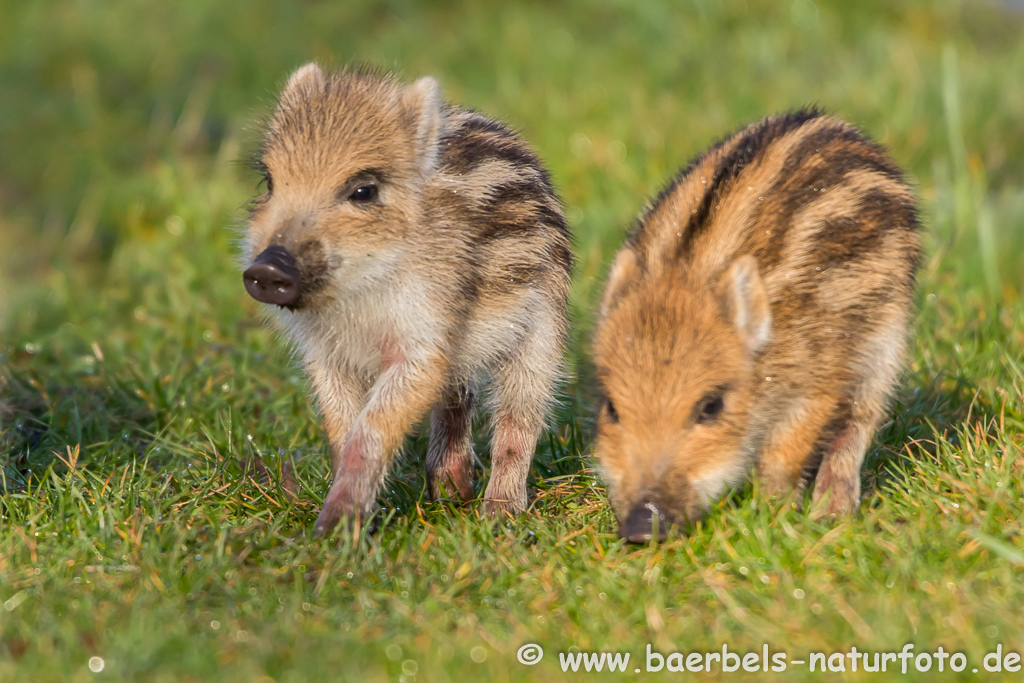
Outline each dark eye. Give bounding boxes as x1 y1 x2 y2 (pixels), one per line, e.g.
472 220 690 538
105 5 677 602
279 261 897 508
259 173 273 195
696 394 724 424
604 398 619 423
349 184 378 203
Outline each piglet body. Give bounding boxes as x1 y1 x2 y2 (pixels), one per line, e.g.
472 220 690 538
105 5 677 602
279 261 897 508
593 110 920 541
242 65 572 534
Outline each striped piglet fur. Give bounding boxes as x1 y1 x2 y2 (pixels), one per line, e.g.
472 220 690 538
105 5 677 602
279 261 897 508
242 65 572 534
593 110 921 541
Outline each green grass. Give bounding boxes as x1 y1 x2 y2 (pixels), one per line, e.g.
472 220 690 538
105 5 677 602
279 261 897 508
2 0 1023 680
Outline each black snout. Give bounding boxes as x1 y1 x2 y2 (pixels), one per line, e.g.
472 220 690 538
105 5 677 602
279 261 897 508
619 500 671 543
244 246 301 306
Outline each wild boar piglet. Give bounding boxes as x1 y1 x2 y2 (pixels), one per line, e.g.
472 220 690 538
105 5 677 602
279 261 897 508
242 64 572 535
593 110 920 541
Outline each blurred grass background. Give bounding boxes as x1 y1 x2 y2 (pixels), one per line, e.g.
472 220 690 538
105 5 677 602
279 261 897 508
1 0 1023 680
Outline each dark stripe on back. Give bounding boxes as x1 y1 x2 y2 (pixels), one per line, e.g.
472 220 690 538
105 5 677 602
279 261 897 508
629 107 824 250
476 180 568 241
672 108 825 258
441 115 540 175
783 123 904 182
747 125 920 271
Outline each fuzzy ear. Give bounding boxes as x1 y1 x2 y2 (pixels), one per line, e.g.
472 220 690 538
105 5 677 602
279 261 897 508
282 62 324 101
402 76 443 173
722 255 772 355
600 247 641 319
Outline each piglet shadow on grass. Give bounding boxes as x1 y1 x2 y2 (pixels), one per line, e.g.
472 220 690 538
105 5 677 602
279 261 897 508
0 360 161 492
860 370 994 500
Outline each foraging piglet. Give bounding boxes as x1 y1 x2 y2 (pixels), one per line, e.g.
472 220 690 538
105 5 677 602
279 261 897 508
242 64 572 534
593 110 920 541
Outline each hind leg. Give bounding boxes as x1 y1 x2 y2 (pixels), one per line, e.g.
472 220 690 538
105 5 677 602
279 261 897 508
810 415 878 516
483 319 563 518
812 312 907 516
426 382 476 502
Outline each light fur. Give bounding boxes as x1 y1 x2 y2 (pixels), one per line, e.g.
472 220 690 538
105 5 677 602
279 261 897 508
243 64 572 533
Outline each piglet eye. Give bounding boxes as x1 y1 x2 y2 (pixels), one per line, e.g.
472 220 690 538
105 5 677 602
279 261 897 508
349 184 378 203
696 394 724 424
605 398 619 423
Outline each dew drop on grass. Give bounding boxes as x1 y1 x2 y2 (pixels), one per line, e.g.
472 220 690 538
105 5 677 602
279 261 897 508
793 589 805 599
88 657 104 672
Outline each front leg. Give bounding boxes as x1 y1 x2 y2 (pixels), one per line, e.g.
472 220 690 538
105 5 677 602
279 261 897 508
306 359 370 478
756 391 840 495
314 342 449 535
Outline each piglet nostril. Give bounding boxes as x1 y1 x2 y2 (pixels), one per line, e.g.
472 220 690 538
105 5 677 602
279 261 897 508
619 500 671 543
243 246 301 306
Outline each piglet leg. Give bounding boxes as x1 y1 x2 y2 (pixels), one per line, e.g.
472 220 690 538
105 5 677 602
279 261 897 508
314 345 448 536
426 382 476 502
757 392 840 495
812 312 906 517
810 418 874 517
483 317 562 518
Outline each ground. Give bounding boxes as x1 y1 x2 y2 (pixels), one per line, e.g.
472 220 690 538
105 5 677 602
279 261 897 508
1 1 1023 680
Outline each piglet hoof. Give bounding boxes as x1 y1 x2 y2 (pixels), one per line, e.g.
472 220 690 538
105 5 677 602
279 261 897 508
808 491 856 523
312 508 379 539
312 504 345 538
483 496 525 521
313 484 378 539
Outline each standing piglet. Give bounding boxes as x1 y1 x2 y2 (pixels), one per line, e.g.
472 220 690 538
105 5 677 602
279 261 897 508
593 110 920 541
242 64 572 535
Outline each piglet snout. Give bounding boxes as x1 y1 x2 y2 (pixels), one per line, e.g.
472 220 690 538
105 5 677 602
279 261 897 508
244 246 301 306
619 500 671 543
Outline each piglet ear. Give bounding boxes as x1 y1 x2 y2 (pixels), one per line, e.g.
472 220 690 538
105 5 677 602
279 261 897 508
722 255 772 355
402 76 443 173
282 62 324 102
600 247 641 319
